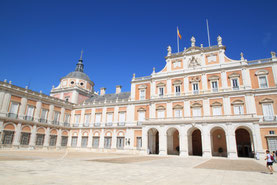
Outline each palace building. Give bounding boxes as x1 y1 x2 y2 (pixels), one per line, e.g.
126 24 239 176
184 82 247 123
1 36 277 159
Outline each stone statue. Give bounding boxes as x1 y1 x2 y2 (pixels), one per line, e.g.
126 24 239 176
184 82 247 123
191 36 196 47
217 35 222 47
240 52 244 61
167 45 172 56
271 51 276 58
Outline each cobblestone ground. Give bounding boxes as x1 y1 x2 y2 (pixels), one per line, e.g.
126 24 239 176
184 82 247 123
0 150 276 185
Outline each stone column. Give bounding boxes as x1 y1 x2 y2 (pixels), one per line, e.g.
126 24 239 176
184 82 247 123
179 125 189 157
34 101 42 122
202 123 212 157
47 105 54 124
43 127 50 147
18 97 27 119
159 126 167 155
99 129 105 149
226 123 238 158
67 131 72 147
141 127 148 154
56 129 62 148
87 129 93 149
0 92 11 116
12 123 22 147
111 129 117 149
77 130 82 148
29 125 37 148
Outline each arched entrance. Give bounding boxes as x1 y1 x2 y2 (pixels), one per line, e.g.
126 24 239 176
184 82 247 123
188 128 202 156
148 128 159 154
235 128 254 158
167 128 179 155
211 127 227 157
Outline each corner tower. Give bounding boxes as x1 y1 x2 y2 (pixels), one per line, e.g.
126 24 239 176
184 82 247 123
50 51 95 104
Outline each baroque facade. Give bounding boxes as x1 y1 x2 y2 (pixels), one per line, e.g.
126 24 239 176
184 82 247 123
1 36 277 159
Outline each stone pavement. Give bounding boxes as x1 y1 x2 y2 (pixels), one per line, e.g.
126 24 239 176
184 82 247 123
0 150 276 185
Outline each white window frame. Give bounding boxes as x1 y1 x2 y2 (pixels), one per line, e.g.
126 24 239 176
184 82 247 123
84 114 91 126
157 109 165 118
159 87 164 97
138 111 145 121
174 109 182 118
173 61 181 68
107 113 113 123
258 75 268 88
211 80 218 92
139 89 146 100
175 85 181 96
95 113 101 123
119 112 125 123
26 105 34 117
192 83 199 94
231 78 240 90
262 103 275 121
9 102 19 114
192 107 201 117
53 111 60 123
75 115 80 124
233 105 244 115
212 106 222 116
136 137 142 149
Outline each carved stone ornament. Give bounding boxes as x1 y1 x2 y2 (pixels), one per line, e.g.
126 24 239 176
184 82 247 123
156 106 166 110
138 84 147 89
167 45 172 56
188 56 201 68
190 102 202 108
190 76 201 83
208 75 220 81
191 36 196 47
210 101 222 107
255 69 269 76
172 80 182 85
228 73 240 79
231 100 244 105
260 98 274 104
217 35 222 47
173 104 183 109
271 51 276 58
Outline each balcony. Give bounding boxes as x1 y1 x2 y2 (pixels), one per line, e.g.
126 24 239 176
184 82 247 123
53 121 60 125
63 122 70 127
83 123 89 127
73 123 79 127
24 116 34 121
94 122 101 127
105 122 113 126
232 86 239 91
263 116 276 122
212 88 218 93
39 118 47 123
8 113 18 119
117 122 125 126
193 90 199 95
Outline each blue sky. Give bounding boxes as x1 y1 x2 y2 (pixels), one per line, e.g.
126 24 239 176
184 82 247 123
0 0 276 95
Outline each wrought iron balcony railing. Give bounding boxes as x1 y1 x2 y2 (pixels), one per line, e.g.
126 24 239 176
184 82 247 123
24 116 34 121
8 113 18 119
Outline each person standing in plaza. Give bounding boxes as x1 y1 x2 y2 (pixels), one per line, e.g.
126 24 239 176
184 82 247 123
265 150 274 174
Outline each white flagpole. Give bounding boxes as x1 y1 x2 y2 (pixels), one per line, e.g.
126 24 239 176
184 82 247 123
177 27 179 52
206 19 211 47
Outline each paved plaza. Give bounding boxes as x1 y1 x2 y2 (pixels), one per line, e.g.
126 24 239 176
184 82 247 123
0 150 276 185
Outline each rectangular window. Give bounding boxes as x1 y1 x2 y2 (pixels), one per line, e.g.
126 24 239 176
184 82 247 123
139 89 146 100
81 137 88 148
263 104 275 121
174 109 182 118
95 113 101 123
9 102 19 118
20 132 30 145
92 137 99 148
119 112 125 123
212 106 222 116
2 131 14 144
116 137 125 149
211 81 218 92
159 87 164 97
40 109 48 123
71 137 78 147
53 111 60 124
175 85 181 96
233 105 244 115
269 130 275 135
136 137 142 149
36 134 44 146
157 110 165 118
64 114 70 123
232 78 239 90
173 61 181 68
84 114 90 126
107 113 113 123
192 108 201 117
61 136 68 146
259 76 268 88
49 135 57 146
193 83 199 94
138 111 145 121
26 106 34 118
75 114 80 124
104 137 112 149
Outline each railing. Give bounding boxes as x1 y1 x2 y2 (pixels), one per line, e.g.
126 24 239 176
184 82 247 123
24 116 34 121
193 90 199 95
105 122 113 126
8 113 18 119
133 75 152 81
263 116 276 122
247 58 272 65
83 123 89 127
39 118 47 123
212 88 218 93
94 122 101 127
53 121 60 125
73 123 79 127
232 86 239 91
63 122 70 127
117 122 125 126
146 114 256 122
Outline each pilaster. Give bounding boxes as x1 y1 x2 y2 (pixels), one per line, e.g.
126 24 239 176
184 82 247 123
43 127 50 147
179 125 189 157
202 123 212 157
18 97 27 119
12 123 22 147
34 101 42 122
159 126 167 155
0 92 11 116
29 125 37 148
56 129 62 148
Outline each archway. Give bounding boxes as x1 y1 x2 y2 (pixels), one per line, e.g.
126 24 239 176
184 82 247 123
167 128 179 155
235 128 254 158
188 128 202 156
211 127 227 157
148 128 159 154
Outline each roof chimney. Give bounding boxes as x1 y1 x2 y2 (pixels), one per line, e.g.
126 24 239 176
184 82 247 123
100 87 106 96
116 85 122 94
